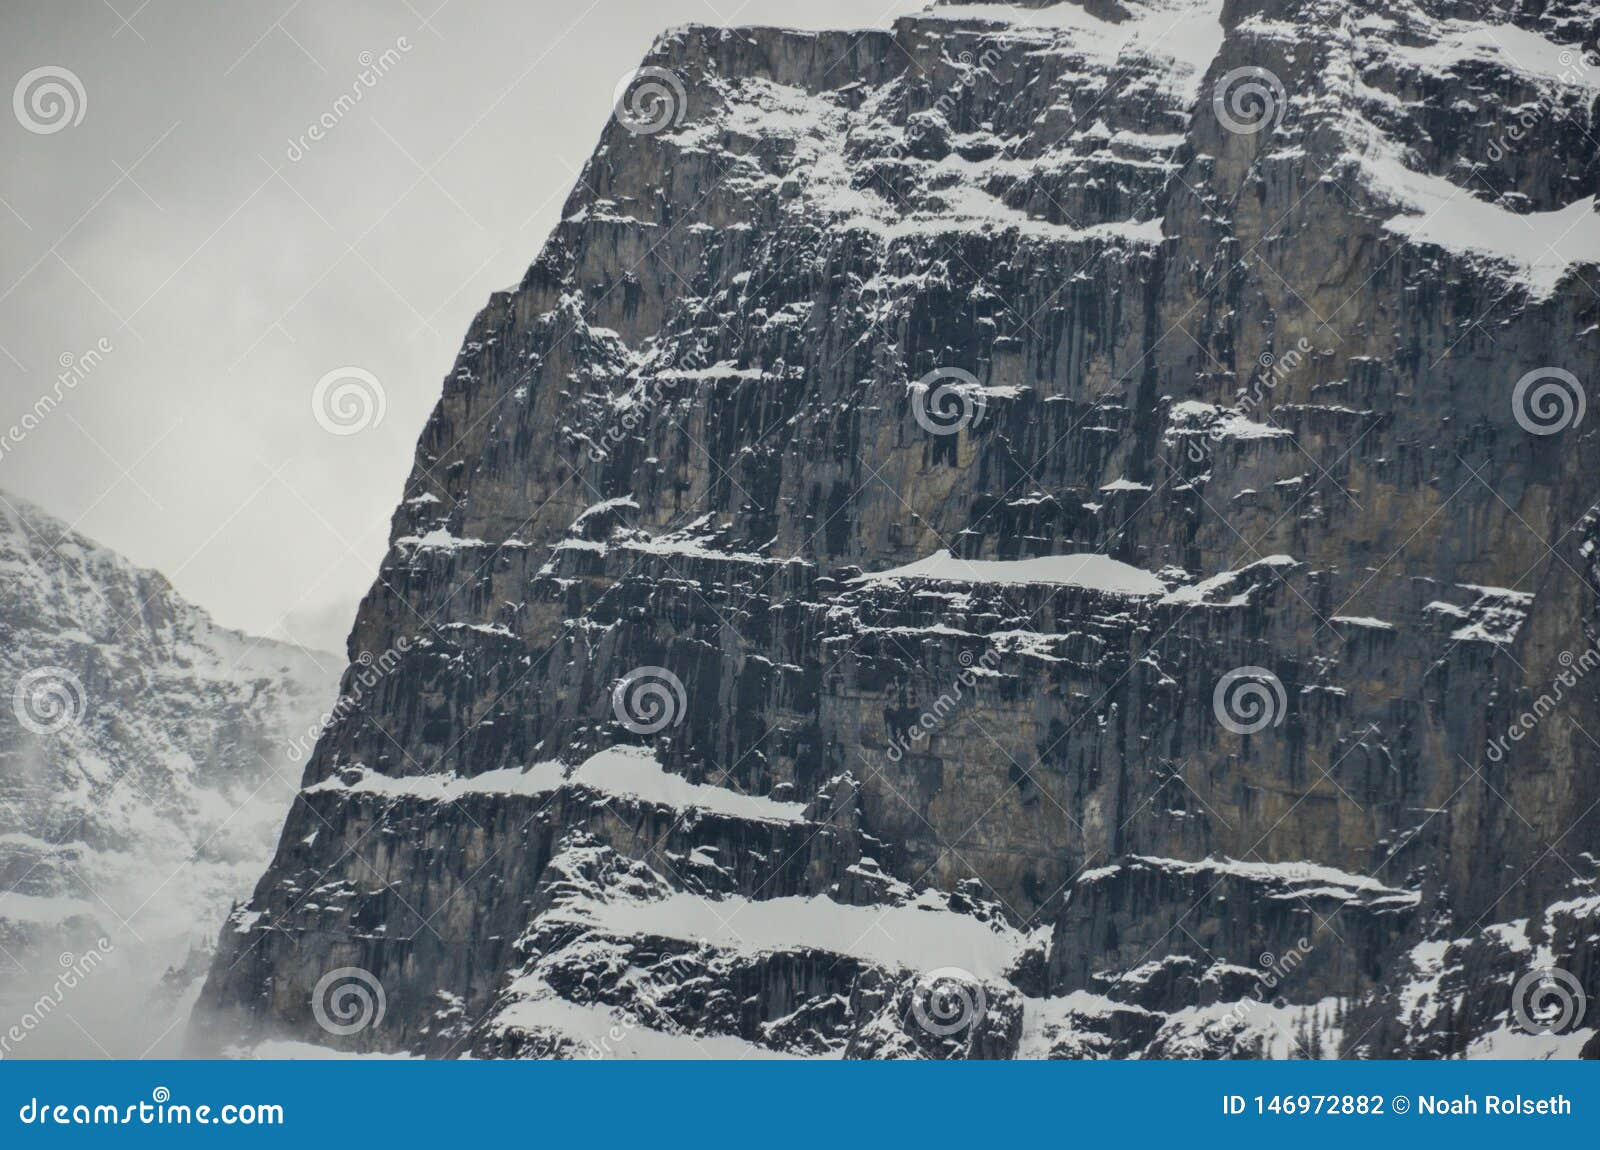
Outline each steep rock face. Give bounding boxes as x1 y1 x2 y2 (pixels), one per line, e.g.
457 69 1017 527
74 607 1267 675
0 492 338 1054
197 0 1600 1058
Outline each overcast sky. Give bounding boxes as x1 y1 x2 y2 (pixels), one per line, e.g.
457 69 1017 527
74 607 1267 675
0 0 930 653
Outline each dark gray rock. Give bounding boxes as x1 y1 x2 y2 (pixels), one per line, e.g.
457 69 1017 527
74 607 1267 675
193 0 1600 1059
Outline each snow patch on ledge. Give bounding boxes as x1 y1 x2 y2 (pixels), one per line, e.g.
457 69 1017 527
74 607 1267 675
1383 20 1600 96
1425 584 1534 645
232 1041 419 1061
1332 615 1396 631
552 887 1029 977
1020 989 1345 1060
305 745 808 825
1351 117 1600 300
851 548 1166 596
1165 400 1293 443
1464 1023 1596 1060
489 983 800 1059
668 74 1171 247
1160 555 1297 606
920 0 1227 107
1080 854 1419 905
394 528 488 551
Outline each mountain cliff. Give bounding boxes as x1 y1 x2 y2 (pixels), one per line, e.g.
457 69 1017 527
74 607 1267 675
196 0 1600 1058
0 492 338 1055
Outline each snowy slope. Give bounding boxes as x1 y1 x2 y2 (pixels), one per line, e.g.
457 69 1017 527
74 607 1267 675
0 490 339 1056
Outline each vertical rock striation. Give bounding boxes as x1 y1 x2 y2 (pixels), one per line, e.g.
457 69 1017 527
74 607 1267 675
196 0 1600 1058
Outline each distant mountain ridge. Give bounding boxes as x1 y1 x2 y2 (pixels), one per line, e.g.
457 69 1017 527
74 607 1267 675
0 490 338 1055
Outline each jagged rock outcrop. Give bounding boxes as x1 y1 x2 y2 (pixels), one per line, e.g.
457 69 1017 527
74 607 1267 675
0 492 338 1054
195 0 1600 1058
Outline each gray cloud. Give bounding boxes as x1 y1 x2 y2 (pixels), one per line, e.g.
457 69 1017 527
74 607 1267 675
0 0 928 653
